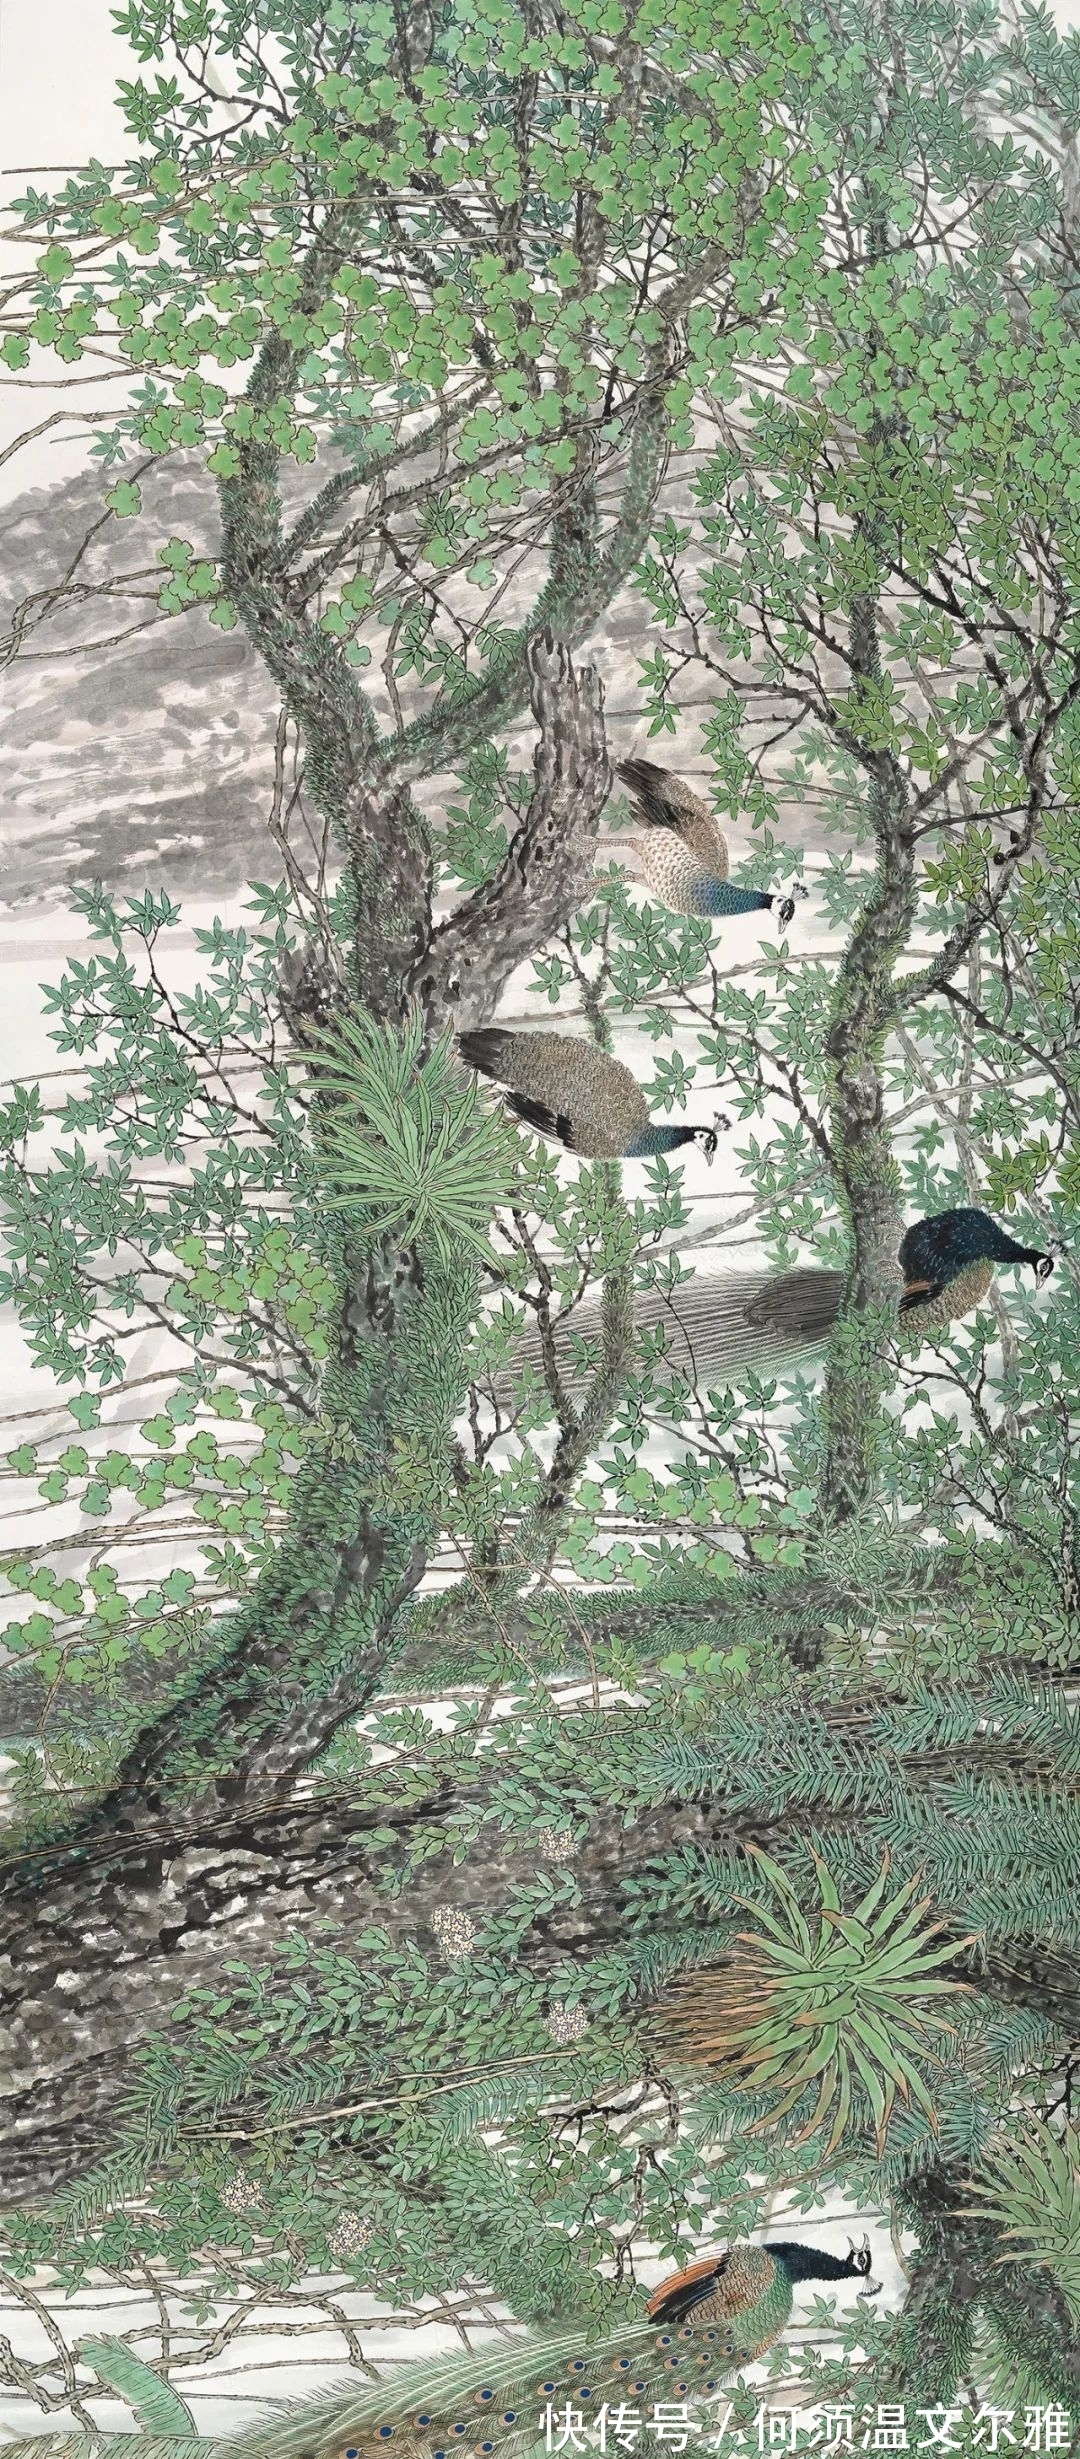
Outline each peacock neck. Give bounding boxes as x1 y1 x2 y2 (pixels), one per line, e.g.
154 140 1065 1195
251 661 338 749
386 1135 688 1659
625 1125 700 1157
763 2241 859 2284
693 879 772 918
933 1208 1039 1269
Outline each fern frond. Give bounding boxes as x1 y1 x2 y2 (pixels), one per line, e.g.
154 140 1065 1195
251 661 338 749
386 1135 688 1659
77 2336 198 2433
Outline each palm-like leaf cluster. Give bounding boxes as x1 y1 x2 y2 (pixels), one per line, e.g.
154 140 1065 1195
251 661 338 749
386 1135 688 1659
307 1009 523 1265
662 1848 971 2155
962 2119 1080 2320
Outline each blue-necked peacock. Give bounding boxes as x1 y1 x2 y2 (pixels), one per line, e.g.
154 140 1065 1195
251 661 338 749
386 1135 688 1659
457 1028 728 1163
248 2240 878 2459
599 759 806 928
501 1208 1055 1393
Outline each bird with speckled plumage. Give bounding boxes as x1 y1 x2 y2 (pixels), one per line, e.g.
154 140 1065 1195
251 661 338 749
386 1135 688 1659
598 758 807 928
500 1208 1056 1394
457 1028 728 1163
266 2239 878 2459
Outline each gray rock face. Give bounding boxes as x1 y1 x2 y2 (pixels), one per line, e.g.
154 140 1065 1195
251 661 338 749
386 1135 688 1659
1 441 815 910
1 454 281 905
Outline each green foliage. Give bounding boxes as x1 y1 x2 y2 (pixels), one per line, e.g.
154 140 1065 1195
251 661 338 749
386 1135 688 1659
6 0 1080 2424
308 1009 525 1262
76 2340 197 2435
961 2121 1080 2322
662 1847 971 2155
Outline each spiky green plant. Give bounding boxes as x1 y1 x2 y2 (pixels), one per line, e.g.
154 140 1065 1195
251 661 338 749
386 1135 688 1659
307 1008 523 1264
960 2119 1080 2320
661 1848 973 2156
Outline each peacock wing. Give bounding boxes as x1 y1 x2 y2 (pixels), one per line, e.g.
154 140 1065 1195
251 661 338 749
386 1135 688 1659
645 2247 789 2373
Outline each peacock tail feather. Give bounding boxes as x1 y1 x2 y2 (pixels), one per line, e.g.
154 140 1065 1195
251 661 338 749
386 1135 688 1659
218 2254 798 2459
498 1270 843 1403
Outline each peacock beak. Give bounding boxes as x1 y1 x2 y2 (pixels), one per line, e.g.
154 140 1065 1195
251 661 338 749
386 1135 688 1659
859 2278 884 2298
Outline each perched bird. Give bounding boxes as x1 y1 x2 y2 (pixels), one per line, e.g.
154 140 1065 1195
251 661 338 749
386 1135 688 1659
600 758 806 927
457 1027 727 1163
501 1209 1055 1393
287 2239 878 2459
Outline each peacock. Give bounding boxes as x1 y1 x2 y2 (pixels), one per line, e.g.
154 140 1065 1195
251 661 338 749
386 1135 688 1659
457 1028 728 1163
599 758 806 928
246 2238 878 2459
499 1208 1055 1394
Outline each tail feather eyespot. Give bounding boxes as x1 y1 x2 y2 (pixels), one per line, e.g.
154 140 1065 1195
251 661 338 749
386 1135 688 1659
474 2390 497 2405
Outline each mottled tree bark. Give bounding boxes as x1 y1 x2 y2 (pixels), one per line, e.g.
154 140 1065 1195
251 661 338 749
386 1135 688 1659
818 492 915 1522
3 1714 1079 2211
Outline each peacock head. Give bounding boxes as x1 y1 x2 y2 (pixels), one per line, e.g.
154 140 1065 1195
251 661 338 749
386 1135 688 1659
777 881 809 926
692 1113 732 1164
764 2234 882 2293
846 2234 882 2292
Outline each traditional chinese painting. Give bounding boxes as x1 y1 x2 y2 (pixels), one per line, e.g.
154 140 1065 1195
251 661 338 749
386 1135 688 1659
1 0 1079 2452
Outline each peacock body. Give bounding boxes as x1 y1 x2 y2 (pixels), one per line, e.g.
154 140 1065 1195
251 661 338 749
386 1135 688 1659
456 1028 722 1164
252 2242 875 2459
606 761 799 926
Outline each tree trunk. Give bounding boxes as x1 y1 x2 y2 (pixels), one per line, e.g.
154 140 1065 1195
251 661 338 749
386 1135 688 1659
4 1726 1080 2210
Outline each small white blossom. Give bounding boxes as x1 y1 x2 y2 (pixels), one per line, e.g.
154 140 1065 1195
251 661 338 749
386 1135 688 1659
547 2002 589 2045
218 2168 258 2215
327 2210 374 2261
432 1905 477 1962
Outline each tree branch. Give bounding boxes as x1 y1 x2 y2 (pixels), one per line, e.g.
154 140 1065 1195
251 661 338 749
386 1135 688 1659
407 630 611 1028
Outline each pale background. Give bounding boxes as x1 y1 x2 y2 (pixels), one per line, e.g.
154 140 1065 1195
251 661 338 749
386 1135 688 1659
0 0 1072 2440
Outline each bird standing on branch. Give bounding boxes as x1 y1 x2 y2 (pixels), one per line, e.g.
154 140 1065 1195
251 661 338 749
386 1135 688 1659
457 1027 729 1163
313 2240 879 2459
600 758 806 928
503 1209 1055 1392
